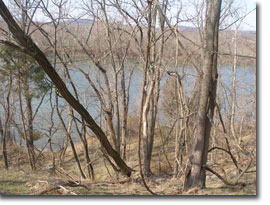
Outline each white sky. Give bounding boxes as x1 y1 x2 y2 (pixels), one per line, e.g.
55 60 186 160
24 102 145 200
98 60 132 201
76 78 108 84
2 0 256 31
240 0 256 30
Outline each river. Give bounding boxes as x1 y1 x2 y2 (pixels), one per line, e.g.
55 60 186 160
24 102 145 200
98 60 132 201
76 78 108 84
30 60 255 150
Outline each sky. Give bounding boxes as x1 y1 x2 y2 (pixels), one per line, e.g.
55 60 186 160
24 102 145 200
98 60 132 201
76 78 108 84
179 0 256 31
2 0 256 31
239 0 256 31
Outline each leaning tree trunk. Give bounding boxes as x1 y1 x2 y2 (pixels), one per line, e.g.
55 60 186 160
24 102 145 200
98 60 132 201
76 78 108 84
184 0 222 190
0 0 132 177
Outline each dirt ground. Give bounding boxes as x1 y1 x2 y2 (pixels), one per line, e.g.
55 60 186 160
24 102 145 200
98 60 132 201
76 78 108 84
0 135 256 195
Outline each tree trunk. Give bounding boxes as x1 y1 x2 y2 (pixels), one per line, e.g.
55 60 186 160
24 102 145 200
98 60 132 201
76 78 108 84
137 0 153 177
18 75 36 170
200 15 220 188
174 77 181 177
184 0 222 190
62 55 95 180
82 122 95 180
25 90 34 147
55 94 86 179
60 113 73 164
1 68 13 170
101 0 121 155
1 116 8 170
230 22 238 143
120 68 128 160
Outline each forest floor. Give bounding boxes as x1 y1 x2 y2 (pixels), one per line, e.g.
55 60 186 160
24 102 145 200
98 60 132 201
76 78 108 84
0 132 256 196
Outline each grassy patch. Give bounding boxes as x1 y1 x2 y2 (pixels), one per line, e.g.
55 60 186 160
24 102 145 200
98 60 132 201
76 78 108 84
0 170 30 195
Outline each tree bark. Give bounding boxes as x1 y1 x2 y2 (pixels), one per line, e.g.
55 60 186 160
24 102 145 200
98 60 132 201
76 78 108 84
184 0 222 190
1 115 8 170
82 122 95 180
1 68 13 170
120 68 128 160
230 21 238 143
200 14 220 188
24 83 34 147
140 0 154 176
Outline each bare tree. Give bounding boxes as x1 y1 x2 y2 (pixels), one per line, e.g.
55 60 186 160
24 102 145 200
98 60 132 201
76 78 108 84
184 0 222 190
0 0 132 177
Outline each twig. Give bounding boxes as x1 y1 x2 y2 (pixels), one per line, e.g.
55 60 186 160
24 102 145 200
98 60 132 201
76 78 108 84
206 157 252 189
37 179 83 195
103 157 113 178
57 185 77 195
39 187 60 195
55 167 77 182
82 156 99 171
208 146 239 171
233 158 252 184
205 166 233 186
215 102 241 173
